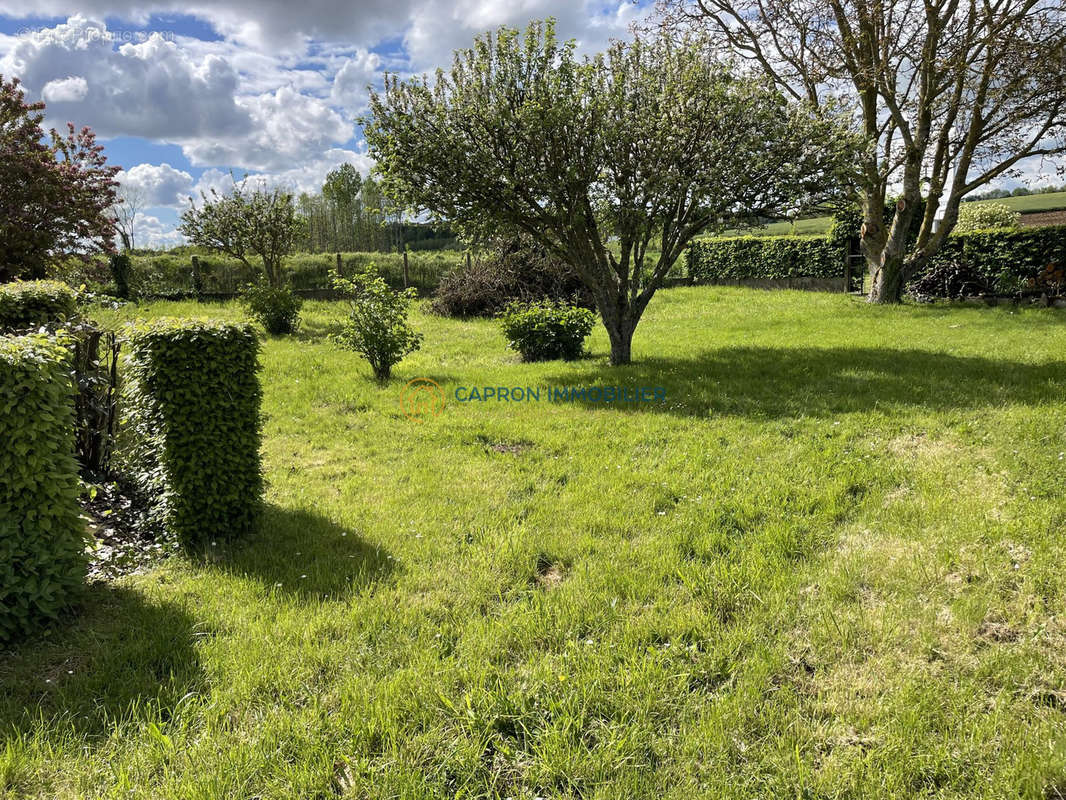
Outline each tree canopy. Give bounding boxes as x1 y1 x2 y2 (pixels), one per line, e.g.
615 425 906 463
179 179 302 288
366 20 855 363
658 0 1066 302
0 75 118 281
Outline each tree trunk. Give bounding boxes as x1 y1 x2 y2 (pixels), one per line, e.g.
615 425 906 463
868 253 906 303
605 319 635 365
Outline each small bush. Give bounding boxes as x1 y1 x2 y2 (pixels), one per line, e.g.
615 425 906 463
241 285 303 335
0 280 79 332
432 237 593 317
109 253 132 299
499 300 596 362
46 257 112 292
432 255 515 317
954 202 1021 233
0 334 85 642
332 267 422 380
123 320 263 548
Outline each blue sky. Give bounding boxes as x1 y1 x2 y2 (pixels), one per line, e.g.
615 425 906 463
0 3 649 246
0 2 1061 247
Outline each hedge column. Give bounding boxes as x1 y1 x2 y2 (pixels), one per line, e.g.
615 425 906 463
0 334 85 642
124 320 263 548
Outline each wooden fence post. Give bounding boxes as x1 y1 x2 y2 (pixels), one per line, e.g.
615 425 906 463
403 249 410 288
335 252 342 277
191 255 203 298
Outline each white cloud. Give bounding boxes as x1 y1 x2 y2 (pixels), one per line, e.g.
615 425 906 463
181 87 352 171
0 2 647 63
192 147 374 199
0 17 353 173
118 162 195 207
402 0 648 71
0 3 652 246
41 75 88 102
132 212 186 249
331 50 382 112
1 17 249 141
175 36 333 95
0 0 421 53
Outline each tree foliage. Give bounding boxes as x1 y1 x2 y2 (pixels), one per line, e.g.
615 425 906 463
658 0 1066 302
365 20 854 363
331 266 422 380
954 202 1021 233
179 179 302 287
0 75 118 281
296 171 404 254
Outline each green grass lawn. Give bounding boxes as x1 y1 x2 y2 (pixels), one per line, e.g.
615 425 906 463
716 190 1066 238
3 288 1066 798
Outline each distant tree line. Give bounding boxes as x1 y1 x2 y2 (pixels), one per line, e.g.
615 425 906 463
963 184 1066 202
295 163 459 254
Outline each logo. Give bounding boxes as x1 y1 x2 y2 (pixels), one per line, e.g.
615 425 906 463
402 378 446 422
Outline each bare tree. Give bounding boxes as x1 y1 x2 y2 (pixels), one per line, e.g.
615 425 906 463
658 0 1066 302
111 183 144 251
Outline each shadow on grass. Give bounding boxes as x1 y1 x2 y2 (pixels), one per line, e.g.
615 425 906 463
292 316 342 343
0 584 202 739
209 504 396 600
541 346 1066 418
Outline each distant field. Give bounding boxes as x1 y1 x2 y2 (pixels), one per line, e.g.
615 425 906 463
994 191 1066 213
714 190 1066 239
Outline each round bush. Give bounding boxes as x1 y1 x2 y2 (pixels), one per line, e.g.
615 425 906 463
499 300 596 362
240 285 303 335
954 202 1020 233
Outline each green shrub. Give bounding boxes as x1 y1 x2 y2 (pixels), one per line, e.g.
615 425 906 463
332 267 423 380
0 280 79 332
499 300 596 362
123 320 263 548
109 253 132 299
240 285 303 335
919 225 1066 296
127 251 455 296
46 257 112 292
686 235 843 282
0 334 85 642
954 202 1021 233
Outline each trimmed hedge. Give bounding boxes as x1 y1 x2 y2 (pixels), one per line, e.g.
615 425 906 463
123 320 263 547
0 280 79 332
927 225 1066 293
686 235 844 281
0 334 84 642
685 217 1065 298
